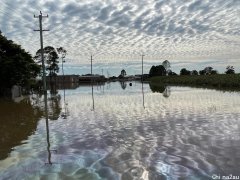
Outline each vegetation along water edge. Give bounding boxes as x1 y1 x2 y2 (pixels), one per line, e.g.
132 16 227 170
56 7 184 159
149 74 240 91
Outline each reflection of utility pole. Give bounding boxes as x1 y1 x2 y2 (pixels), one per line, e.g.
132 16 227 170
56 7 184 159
34 11 49 93
91 84 95 111
45 110 52 165
61 87 67 119
43 93 57 165
90 54 95 111
141 54 145 82
142 82 145 109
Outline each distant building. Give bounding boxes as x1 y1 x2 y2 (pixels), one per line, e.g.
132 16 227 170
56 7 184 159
135 74 149 80
46 75 79 83
46 74 107 85
79 75 106 83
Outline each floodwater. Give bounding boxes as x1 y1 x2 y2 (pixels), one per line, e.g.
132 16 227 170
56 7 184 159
0 82 240 179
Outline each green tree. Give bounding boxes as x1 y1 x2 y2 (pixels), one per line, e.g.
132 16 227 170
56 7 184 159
225 65 235 74
211 70 218 75
204 67 213 75
180 68 191 75
35 46 59 77
0 31 40 92
57 47 67 59
121 69 126 77
168 70 177 76
199 70 205 75
149 65 166 77
57 47 67 76
191 70 198 75
199 67 217 75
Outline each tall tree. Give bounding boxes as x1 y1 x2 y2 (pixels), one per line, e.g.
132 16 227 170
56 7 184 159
204 67 213 75
191 70 198 75
199 70 205 75
149 65 166 77
225 65 235 74
35 46 59 77
162 60 170 74
57 47 67 76
199 67 217 75
180 68 191 75
168 70 177 76
0 31 40 91
121 69 126 77
211 70 218 75
57 47 67 58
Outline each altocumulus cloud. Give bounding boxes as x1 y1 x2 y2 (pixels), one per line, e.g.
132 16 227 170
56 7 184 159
0 0 240 71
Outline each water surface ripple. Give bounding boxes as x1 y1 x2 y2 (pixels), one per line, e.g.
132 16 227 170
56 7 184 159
0 82 240 179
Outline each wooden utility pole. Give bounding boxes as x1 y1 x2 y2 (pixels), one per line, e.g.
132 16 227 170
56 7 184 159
141 54 145 82
91 54 93 76
34 11 49 93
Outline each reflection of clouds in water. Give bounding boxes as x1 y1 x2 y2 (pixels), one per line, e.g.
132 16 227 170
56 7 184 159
61 86 240 177
155 161 171 175
1 85 240 179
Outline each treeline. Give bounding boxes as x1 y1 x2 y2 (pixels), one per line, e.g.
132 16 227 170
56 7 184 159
0 31 40 95
0 30 67 96
150 74 240 89
149 61 240 89
149 60 237 77
179 66 235 75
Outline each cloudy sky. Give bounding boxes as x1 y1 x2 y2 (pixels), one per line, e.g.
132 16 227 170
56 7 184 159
0 0 240 75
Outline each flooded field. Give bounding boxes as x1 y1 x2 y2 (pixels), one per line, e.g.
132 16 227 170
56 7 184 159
1 82 240 179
